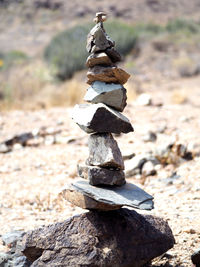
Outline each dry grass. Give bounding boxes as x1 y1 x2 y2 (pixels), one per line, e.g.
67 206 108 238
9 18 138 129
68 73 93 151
171 89 187 104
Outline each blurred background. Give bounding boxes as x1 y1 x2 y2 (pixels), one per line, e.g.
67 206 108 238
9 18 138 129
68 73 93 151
1 2 200 265
1 0 200 110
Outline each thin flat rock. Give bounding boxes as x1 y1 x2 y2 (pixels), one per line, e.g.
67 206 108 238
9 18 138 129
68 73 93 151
84 81 127 111
72 179 154 210
87 66 130 85
62 184 122 211
77 164 125 186
86 53 113 68
71 103 134 134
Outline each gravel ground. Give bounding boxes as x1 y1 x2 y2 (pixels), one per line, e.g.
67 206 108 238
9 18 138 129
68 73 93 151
0 77 200 266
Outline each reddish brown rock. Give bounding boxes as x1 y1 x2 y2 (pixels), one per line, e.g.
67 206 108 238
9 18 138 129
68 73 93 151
87 65 130 85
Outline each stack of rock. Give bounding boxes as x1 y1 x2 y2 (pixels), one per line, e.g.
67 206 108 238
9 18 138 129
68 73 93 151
65 12 154 211
20 13 175 267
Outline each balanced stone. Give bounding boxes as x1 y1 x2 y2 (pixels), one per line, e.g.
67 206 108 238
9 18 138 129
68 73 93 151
86 52 113 68
62 184 122 211
71 103 134 134
71 179 154 210
77 164 125 186
105 47 122 63
87 65 130 85
86 22 114 53
87 133 124 169
84 81 127 111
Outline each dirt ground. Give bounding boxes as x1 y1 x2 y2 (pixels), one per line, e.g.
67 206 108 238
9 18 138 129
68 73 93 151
0 75 200 266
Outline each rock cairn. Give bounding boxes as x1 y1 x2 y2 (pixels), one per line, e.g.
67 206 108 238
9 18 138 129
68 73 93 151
66 12 154 211
20 13 175 266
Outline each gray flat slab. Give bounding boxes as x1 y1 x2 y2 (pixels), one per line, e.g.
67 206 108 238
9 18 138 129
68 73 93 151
72 180 154 210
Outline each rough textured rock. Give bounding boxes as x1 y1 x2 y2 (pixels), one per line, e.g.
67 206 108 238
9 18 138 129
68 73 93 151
87 65 130 85
62 184 122 211
191 247 200 267
21 208 175 267
72 103 134 134
72 179 154 210
87 133 124 169
86 22 114 53
84 81 127 111
77 164 125 186
86 52 113 68
2 230 25 252
105 47 122 63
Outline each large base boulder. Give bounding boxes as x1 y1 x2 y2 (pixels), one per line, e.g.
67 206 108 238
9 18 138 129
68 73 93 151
21 209 175 267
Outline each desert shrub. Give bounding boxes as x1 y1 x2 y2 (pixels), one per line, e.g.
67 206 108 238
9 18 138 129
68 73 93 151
166 19 200 34
44 21 138 80
0 50 28 71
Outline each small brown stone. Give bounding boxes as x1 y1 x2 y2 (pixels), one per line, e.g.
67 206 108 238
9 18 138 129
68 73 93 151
87 65 130 85
62 185 122 211
86 52 113 68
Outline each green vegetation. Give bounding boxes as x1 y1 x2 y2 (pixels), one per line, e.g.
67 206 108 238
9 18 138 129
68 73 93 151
166 19 200 34
44 21 138 80
0 50 28 71
45 18 200 81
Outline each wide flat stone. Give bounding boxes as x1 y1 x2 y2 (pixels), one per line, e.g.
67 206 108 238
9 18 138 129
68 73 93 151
87 133 124 169
62 184 122 211
71 103 134 134
77 164 126 186
84 81 127 111
72 179 154 210
86 53 113 68
87 65 130 85
21 209 175 267
86 22 114 53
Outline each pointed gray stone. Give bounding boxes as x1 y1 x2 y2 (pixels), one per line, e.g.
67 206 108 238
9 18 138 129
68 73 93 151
86 22 114 53
72 179 154 210
86 53 113 68
77 164 125 186
87 133 124 169
71 103 134 134
84 81 127 111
